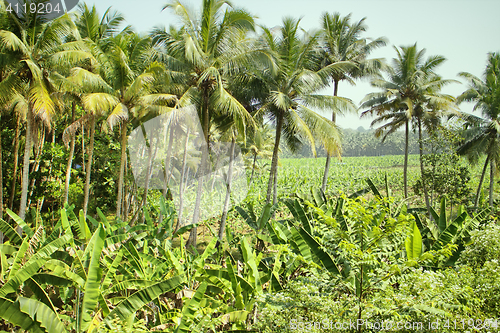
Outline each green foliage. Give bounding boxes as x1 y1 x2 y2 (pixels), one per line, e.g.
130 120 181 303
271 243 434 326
458 222 500 268
413 152 472 207
473 259 500 315
96 318 149 333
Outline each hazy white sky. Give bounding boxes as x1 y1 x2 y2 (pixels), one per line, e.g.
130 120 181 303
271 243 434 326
87 0 500 129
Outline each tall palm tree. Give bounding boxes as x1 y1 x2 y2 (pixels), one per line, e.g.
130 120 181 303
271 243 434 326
252 18 348 205
60 31 176 218
0 11 89 220
319 12 386 192
60 4 127 205
154 0 259 248
456 52 500 207
361 44 456 211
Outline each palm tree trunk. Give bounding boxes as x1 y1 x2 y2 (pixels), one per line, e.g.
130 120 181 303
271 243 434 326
27 124 45 210
321 79 339 193
134 126 158 225
9 114 20 211
418 119 431 216
163 126 175 194
83 114 95 218
475 156 489 208
273 164 278 206
116 122 128 219
403 120 409 199
159 127 175 226
19 108 34 221
187 89 210 249
175 127 191 233
266 111 283 204
249 153 257 186
64 103 76 205
218 137 235 241
81 123 85 174
489 159 495 207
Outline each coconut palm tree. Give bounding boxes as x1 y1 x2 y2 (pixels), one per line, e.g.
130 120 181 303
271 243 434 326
251 18 347 205
0 11 89 220
60 31 176 218
319 12 386 192
456 52 500 207
153 0 260 248
361 44 456 211
60 4 127 205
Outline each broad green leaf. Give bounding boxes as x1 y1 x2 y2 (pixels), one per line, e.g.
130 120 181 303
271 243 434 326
8 236 30 280
0 233 72 297
297 227 340 275
0 218 22 245
240 237 261 293
6 209 34 238
431 212 467 252
175 281 208 333
19 297 67 333
104 275 184 325
0 297 44 333
102 250 124 290
80 224 105 331
405 219 422 260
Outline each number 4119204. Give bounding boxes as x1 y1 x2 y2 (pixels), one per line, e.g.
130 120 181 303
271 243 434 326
5 2 62 15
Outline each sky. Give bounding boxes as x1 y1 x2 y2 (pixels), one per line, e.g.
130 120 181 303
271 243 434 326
85 0 500 130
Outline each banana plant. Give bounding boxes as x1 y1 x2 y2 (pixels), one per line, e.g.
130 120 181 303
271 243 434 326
0 209 74 333
412 196 485 267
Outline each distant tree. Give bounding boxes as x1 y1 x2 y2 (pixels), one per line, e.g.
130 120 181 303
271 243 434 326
361 44 456 213
456 52 500 208
318 12 386 193
253 18 346 205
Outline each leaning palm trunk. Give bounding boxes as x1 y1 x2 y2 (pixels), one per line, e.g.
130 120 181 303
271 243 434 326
218 137 236 241
162 127 175 194
130 147 156 227
249 153 257 187
9 115 20 211
403 120 409 199
489 159 495 207
321 79 339 192
19 108 34 221
116 122 128 219
187 92 210 249
159 128 175 226
175 127 191 233
130 128 157 226
64 103 76 205
187 144 207 249
418 119 431 217
475 156 489 208
266 111 283 205
83 114 95 218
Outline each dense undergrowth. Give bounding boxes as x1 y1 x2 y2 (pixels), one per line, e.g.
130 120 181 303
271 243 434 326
0 177 499 332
